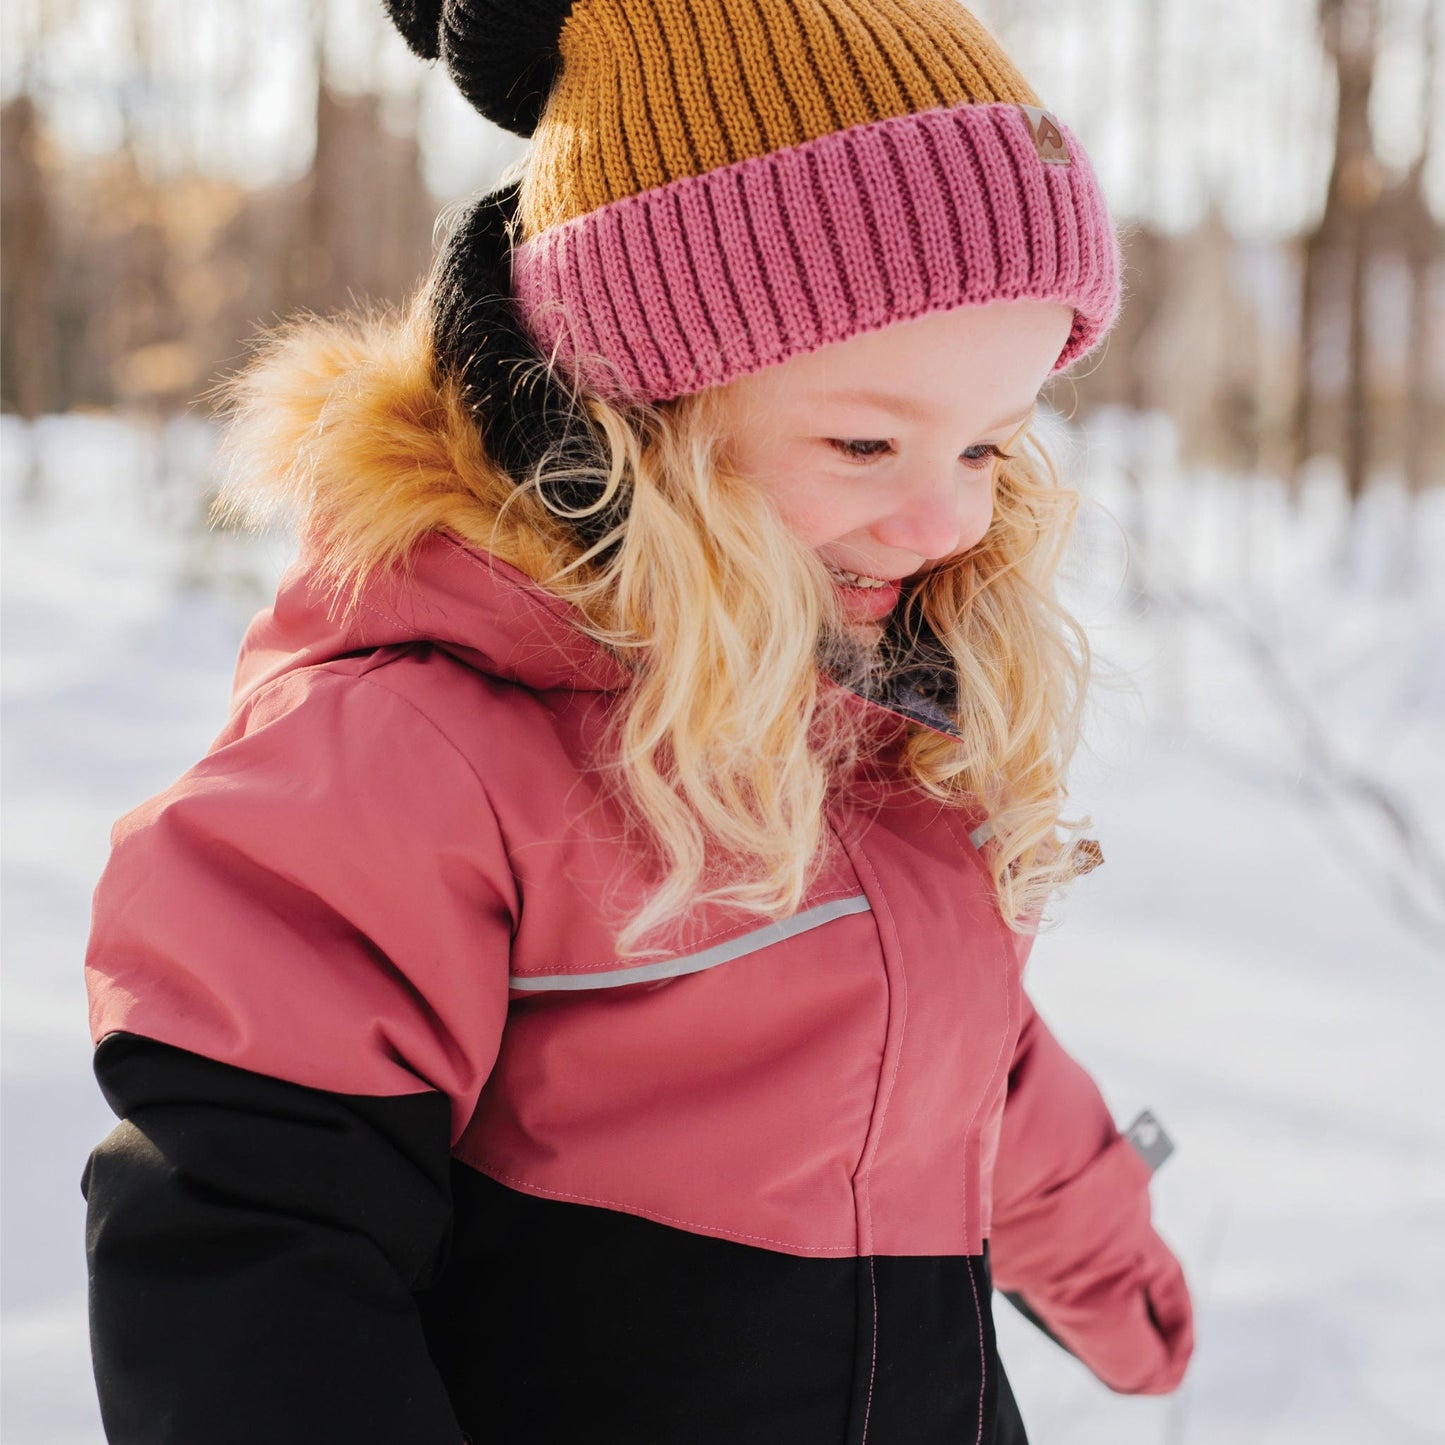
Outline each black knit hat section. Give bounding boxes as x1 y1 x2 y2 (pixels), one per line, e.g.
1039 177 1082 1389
428 180 625 548
380 0 576 137
382 0 445 59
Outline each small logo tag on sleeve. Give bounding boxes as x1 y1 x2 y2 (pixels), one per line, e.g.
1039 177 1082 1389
1123 1108 1176 1173
1019 105 1071 166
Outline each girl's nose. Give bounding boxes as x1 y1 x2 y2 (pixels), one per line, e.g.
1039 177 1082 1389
870 467 978 561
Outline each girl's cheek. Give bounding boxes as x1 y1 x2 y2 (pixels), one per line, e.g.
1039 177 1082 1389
773 482 861 547
743 456 865 546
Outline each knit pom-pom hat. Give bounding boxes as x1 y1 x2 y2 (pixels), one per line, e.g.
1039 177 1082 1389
386 0 1122 407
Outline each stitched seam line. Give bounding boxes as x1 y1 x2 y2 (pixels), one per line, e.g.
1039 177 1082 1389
346 668 506 821
435 533 573 623
861 1254 879 1445
968 1253 987 1445
241 658 508 847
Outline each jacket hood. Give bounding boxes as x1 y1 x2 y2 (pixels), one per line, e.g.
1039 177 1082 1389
231 530 631 710
211 300 639 713
210 300 963 738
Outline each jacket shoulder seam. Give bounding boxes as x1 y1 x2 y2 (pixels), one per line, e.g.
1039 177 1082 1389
348 664 505 819
240 652 504 819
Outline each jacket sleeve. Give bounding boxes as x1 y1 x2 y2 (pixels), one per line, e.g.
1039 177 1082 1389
81 666 517 1442
82 1033 467 1443
988 981 1194 1396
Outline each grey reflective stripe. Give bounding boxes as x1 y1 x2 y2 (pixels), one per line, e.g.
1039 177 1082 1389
509 893 873 992
969 820 993 848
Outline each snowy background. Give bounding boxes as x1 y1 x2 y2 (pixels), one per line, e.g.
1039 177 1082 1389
3 407 1443 1443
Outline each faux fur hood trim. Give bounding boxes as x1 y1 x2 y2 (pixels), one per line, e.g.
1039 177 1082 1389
206 293 570 616
205 296 633 709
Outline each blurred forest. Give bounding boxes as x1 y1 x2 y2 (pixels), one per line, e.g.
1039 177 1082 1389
1 0 1442 524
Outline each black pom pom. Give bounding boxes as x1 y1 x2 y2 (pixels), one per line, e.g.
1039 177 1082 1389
381 0 444 61
440 0 577 138
428 181 626 548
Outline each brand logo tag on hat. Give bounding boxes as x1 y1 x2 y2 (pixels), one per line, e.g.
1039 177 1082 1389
1019 105 1071 166
1123 1108 1175 1173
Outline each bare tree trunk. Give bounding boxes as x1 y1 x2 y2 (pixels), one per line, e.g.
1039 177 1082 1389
1291 228 1325 499
1342 184 1371 511
1400 2 1439 535
0 95 58 463
1292 0 1383 523
286 3 332 301
1123 0 1166 614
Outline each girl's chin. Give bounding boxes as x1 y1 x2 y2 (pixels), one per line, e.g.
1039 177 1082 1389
837 611 888 646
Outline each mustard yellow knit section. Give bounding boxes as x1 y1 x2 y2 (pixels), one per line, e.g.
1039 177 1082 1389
520 0 1040 237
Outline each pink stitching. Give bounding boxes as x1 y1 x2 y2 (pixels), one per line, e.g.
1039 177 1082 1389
439 532 602 635
967 1253 986 1445
342 592 412 650
508 887 866 977
432 531 634 688
860 1255 879 1445
463 1159 854 1255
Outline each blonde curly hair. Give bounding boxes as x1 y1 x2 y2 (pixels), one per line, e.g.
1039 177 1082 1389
209 271 1102 960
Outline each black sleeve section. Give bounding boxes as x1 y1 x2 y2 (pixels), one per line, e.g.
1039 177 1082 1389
81 1031 465 1444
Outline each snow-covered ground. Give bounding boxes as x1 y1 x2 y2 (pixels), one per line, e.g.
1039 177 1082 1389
3 408 1442 1444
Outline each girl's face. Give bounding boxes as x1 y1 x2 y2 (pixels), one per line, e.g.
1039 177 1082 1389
713 299 1075 627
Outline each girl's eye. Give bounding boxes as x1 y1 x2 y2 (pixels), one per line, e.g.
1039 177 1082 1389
961 443 1009 469
826 439 1015 467
827 438 893 461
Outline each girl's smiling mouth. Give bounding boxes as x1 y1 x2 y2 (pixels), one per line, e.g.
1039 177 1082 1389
825 565 904 619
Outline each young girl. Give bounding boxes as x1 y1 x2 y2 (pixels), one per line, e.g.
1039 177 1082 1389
81 2 1194 1441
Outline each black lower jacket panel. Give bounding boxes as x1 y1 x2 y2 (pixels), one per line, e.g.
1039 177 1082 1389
417 1162 1030 1445
85 1034 1028 1445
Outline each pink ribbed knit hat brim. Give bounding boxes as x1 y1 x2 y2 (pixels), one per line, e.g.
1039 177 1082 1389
511 101 1121 405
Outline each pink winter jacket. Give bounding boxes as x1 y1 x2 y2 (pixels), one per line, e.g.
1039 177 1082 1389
82 329 1192 1445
